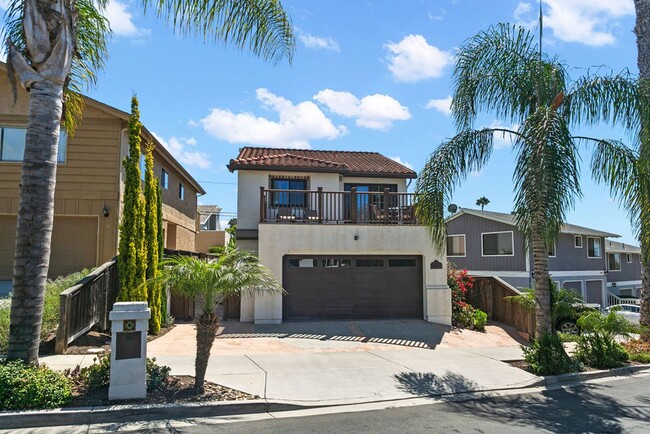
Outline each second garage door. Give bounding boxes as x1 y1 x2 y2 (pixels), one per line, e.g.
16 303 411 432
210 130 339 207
282 255 423 320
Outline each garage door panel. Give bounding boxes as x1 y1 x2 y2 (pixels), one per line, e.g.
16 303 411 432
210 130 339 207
283 255 423 320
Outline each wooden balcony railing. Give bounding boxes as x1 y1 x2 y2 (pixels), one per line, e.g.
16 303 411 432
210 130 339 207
259 187 420 225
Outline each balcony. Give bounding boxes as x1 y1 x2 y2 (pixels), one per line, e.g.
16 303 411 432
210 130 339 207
259 187 420 225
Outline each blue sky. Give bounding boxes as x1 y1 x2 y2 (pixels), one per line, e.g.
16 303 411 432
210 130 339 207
0 0 641 242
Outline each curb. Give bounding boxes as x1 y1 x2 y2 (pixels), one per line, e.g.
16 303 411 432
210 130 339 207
0 399 315 430
536 364 650 388
2 365 649 430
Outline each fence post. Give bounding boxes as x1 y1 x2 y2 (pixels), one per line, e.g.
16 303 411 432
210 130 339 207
383 188 390 223
317 187 323 223
350 187 357 223
259 186 266 222
55 293 71 354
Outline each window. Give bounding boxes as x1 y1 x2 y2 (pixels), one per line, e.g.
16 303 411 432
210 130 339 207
271 178 307 207
201 214 218 231
389 259 417 267
446 235 466 257
356 259 384 267
139 154 145 180
482 231 514 256
287 258 317 268
608 253 621 271
587 237 602 258
322 258 352 268
548 243 556 258
0 126 67 163
179 183 185 201
574 235 583 248
627 254 632 263
161 169 169 189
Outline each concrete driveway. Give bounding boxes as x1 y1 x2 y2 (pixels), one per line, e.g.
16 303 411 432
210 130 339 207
140 320 537 405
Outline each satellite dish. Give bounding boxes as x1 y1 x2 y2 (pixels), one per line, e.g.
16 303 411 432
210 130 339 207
447 204 458 213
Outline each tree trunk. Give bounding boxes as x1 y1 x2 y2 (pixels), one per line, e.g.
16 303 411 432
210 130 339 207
194 311 219 394
532 231 552 337
7 80 64 363
635 0 650 335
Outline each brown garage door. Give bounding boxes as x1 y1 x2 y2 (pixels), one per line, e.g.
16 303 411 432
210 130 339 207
0 215 98 280
282 255 423 320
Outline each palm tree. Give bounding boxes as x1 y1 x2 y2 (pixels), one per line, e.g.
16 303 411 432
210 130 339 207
159 251 283 394
415 23 638 337
2 0 294 363
475 196 490 211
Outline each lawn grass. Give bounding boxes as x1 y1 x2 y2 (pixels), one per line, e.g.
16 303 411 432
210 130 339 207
0 269 92 354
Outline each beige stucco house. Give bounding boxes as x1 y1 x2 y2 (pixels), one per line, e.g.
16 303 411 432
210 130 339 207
195 205 229 253
228 147 451 325
0 63 205 280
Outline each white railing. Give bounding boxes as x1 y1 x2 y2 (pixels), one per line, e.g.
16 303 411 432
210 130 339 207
607 291 641 307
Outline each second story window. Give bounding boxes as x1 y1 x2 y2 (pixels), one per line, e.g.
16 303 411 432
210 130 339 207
161 169 169 189
574 235 583 248
627 254 632 263
201 214 218 231
608 253 621 271
1 126 67 163
482 231 514 256
179 182 185 201
548 243 556 257
446 235 466 257
271 178 307 207
587 237 602 258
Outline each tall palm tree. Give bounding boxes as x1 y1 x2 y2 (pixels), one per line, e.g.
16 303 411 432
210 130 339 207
475 196 490 211
159 251 283 394
3 0 294 363
416 23 639 337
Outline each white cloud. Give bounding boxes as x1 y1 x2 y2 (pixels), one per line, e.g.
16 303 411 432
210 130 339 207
384 34 452 82
389 156 414 170
152 133 211 169
489 121 520 149
515 0 634 46
299 33 340 52
426 96 452 116
199 88 346 148
314 89 411 131
105 0 150 38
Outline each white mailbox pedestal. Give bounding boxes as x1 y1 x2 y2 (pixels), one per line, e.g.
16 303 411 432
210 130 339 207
108 302 150 401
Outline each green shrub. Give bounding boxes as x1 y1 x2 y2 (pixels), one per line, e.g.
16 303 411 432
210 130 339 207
629 352 650 363
574 309 637 369
557 332 580 343
79 355 170 391
473 309 487 332
0 269 91 354
455 303 476 329
0 360 72 410
522 333 578 376
622 339 650 364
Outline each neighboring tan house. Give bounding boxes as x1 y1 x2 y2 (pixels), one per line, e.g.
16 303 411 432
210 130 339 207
446 208 618 306
227 146 450 325
195 205 229 253
0 62 205 280
605 240 642 300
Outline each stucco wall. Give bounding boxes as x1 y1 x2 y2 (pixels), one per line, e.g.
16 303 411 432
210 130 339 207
241 224 450 325
196 230 227 253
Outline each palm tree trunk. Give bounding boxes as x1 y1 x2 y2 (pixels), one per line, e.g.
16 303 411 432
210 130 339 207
635 0 650 335
7 79 64 363
194 311 219 394
532 231 552 337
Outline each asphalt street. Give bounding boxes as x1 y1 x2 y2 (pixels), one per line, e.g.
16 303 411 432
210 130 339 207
8 372 650 434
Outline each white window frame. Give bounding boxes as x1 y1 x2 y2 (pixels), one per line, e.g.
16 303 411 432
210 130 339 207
627 254 632 263
548 242 556 258
574 235 583 248
587 236 602 258
179 182 185 201
161 169 169 189
446 234 466 257
608 253 621 272
481 231 515 257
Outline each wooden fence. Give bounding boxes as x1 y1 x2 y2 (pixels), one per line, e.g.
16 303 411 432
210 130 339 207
55 259 119 354
465 276 536 340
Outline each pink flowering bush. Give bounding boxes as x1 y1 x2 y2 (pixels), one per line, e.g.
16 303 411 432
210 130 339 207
448 267 485 330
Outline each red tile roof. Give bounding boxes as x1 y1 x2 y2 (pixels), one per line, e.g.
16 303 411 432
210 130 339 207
227 147 417 178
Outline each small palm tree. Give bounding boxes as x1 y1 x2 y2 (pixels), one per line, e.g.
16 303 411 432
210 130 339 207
3 0 294 363
416 23 639 337
475 196 490 211
158 251 283 394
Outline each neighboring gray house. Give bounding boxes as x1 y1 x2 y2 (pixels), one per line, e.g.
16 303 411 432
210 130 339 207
446 208 618 306
605 239 642 299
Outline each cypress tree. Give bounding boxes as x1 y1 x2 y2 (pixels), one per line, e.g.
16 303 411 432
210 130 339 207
117 96 147 301
144 141 161 333
157 184 167 325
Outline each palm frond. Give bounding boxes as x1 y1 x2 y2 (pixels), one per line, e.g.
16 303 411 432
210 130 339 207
452 23 567 130
512 106 581 245
143 0 295 64
565 71 644 138
416 128 519 250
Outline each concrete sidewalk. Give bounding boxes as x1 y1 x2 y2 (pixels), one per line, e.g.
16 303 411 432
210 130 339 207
40 321 538 406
